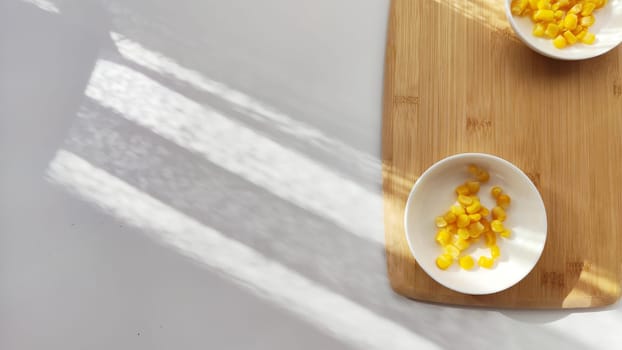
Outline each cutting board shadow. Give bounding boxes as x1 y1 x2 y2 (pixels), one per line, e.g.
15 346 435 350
382 0 622 308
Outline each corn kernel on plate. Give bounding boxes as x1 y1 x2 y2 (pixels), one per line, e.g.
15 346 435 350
505 0 622 60
404 153 547 295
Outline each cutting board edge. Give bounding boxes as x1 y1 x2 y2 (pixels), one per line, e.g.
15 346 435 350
389 282 622 309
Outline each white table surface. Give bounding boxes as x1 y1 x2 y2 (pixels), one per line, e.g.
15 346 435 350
1 1 620 349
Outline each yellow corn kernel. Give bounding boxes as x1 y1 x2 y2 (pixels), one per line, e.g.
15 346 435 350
572 24 584 35
446 223 457 234
552 3 560 11
457 214 470 228
569 3 582 14
435 216 448 228
457 228 470 240
580 15 595 27
563 30 578 44
454 238 470 251
455 184 470 195
459 255 475 270
557 0 570 8
529 0 539 9
576 29 587 40
492 206 507 221
485 231 497 246
533 23 546 36
444 244 460 258
469 229 482 239
467 164 480 176
469 221 485 235
469 195 480 202
436 254 453 270
451 205 465 216
512 0 529 14
581 31 595 44
478 256 495 269
458 194 473 206
480 218 491 232
490 186 503 199
480 206 490 217
466 201 481 214
554 9 564 18
436 229 451 246
563 13 578 30
596 0 607 8
469 222 485 238
444 211 457 224
581 2 596 15
537 0 551 10
500 229 512 238
497 194 511 209
491 220 505 233
534 9 555 20
476 170 490 183
469 213 482 222
545 23 560 38
490 245 501 259
465 181 480 194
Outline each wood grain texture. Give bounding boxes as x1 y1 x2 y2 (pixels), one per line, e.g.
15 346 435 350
382 0 622 308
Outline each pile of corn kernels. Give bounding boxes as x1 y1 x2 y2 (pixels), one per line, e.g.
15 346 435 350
510 0 608 48
434 165 512 270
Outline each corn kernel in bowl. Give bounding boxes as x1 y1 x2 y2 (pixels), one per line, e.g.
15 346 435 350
432 164 514 273
511 0 608 49
504 0 622 60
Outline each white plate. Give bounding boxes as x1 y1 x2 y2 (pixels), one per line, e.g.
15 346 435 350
505 0 622 60
404 153 547 295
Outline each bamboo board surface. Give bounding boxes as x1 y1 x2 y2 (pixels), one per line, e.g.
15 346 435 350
382 0 622 308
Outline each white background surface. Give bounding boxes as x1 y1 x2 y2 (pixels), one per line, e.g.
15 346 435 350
1 1 620 349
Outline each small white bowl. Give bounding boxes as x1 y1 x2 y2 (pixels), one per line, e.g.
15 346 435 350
505 0 622 60
404 153 547 295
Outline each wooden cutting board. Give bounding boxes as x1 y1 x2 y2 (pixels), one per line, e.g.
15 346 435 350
382 0 622 308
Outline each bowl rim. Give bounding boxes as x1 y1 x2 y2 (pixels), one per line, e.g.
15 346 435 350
403 152 548 295
504 0 622 61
